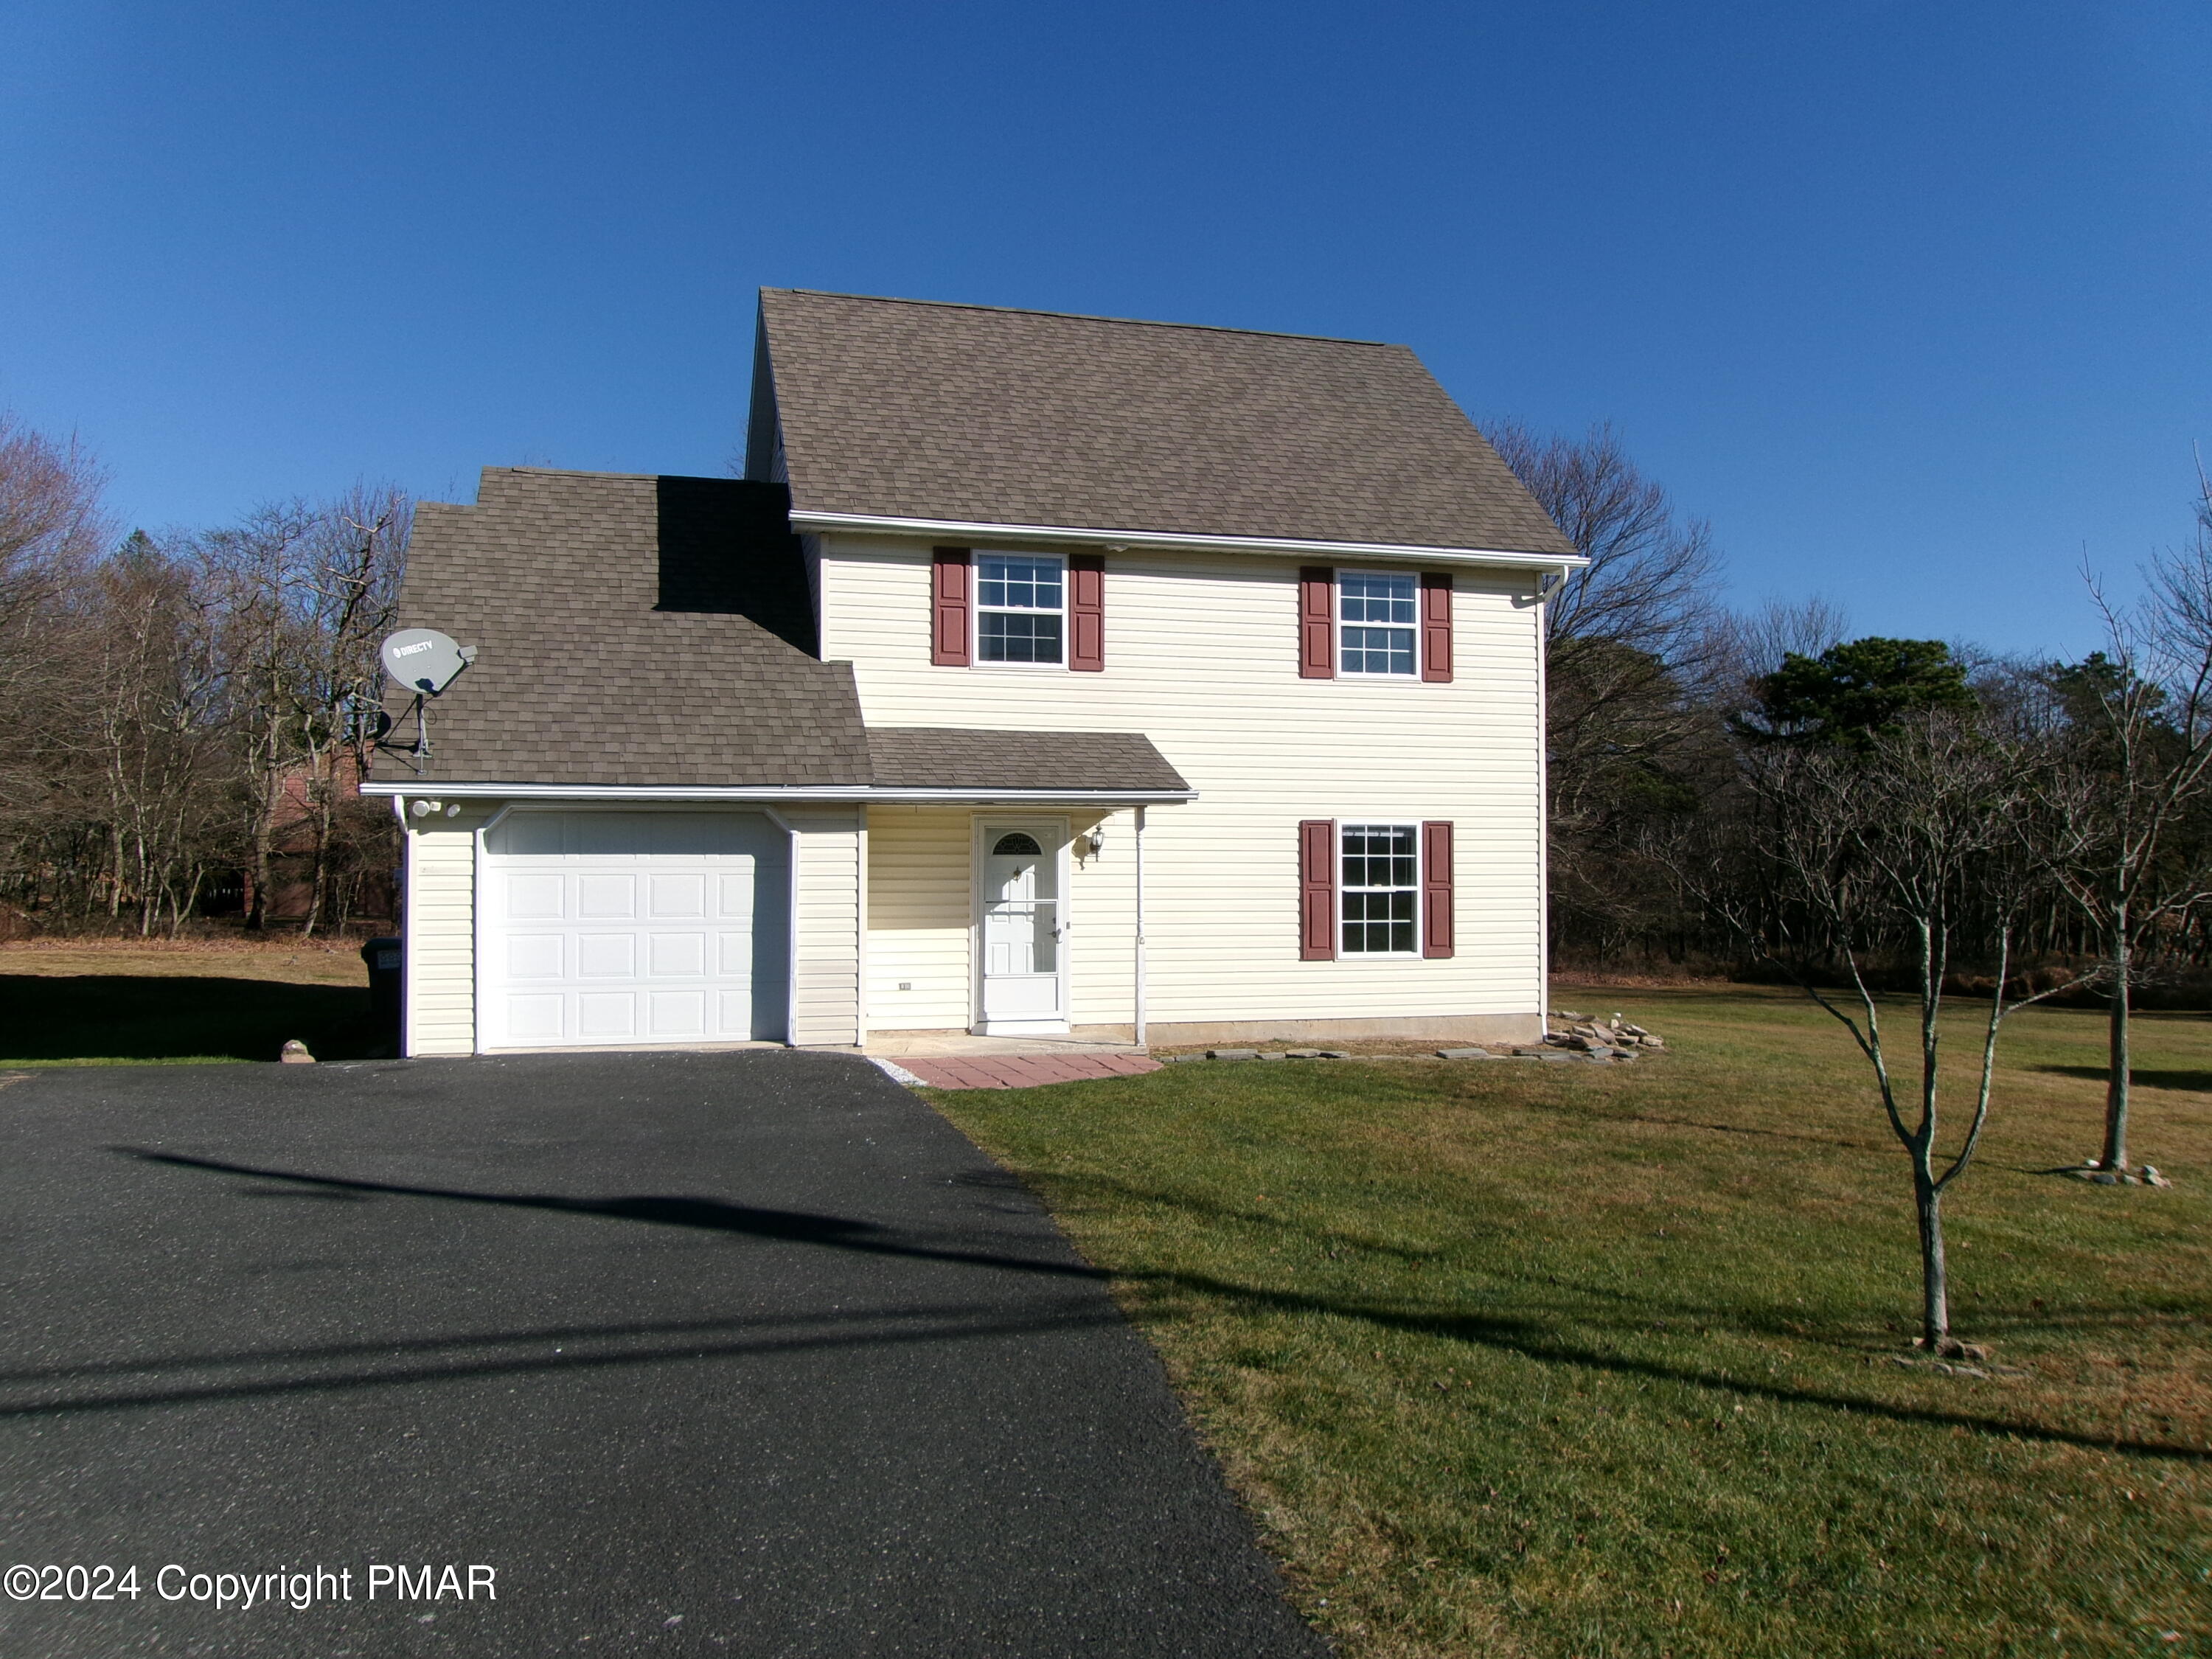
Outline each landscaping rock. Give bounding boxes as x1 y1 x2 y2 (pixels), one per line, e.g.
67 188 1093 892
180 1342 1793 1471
279 1040 316 1065
1315 1050 1350 1059
2143 1166 2171 1187
1258 1051 1287 1061
1284 1049 1323 1059
1436 1047 1493 1060
1207 1048 1259 1061
1622 1023 1649 1037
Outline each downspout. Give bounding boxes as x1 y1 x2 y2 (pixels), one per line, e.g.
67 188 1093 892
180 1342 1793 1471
392 794 415 1059
854 814 869 1049
1133 805 1147 1048
1534 569 1560 1037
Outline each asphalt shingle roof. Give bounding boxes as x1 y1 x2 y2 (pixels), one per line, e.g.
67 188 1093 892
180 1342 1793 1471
753 289 1576 557
374 469 874 788
866 728 1190 794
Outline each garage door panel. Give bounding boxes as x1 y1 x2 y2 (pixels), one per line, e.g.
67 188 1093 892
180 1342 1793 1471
506 994 564 1040
726 929 770 982
484 811 790 1048
648 932 706 976
578 874 637 918
648 873 707 918
648 990 707 1037
506 874 565 919
577 992 638 1039
717 872 754 916
577 933 637 978
507 933 566 979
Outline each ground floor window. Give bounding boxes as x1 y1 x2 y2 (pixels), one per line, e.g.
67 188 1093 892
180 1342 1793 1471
1339 822 1418 954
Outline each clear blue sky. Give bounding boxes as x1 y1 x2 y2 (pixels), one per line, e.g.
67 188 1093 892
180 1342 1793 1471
4 1 2206 658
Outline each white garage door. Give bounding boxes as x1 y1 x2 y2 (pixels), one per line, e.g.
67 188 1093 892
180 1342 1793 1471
481 811 790 1048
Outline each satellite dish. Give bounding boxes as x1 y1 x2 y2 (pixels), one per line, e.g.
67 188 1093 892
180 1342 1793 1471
379 628 476 696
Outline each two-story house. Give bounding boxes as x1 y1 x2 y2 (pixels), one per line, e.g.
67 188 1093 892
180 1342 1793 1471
364 290 1583 1057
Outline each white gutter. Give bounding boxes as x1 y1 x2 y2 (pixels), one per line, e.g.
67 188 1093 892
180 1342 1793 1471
363 782 1195 804
790 509 1587 573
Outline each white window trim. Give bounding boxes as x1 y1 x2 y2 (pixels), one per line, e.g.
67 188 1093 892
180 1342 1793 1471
1335 568 1421 679
1335 818 1423 960
973 549 1070 672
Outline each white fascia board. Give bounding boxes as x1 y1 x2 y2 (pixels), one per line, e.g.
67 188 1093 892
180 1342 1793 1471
789 509 1588 571
361 782 1197 805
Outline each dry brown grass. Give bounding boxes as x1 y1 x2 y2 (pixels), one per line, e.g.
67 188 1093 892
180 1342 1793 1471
0 936 370 986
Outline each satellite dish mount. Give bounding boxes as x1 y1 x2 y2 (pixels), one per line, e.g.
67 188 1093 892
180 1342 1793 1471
374 628 477 773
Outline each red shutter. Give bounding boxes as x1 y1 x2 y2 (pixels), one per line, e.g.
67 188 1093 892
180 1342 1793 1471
1420 571 1453 683
1300 819 1336 960
932 547 970 666
1298 567 1335 679
1068 552 1105 672
1422 821 1454 958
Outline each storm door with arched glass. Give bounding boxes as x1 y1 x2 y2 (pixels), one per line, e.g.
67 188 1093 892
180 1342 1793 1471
976 824 1065 1029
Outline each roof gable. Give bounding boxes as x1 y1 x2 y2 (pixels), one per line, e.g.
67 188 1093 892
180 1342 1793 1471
751 290 1576 557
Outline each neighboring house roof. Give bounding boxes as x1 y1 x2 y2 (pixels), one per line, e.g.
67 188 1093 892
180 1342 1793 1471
868 728 1189 795
376 468 873 789
374 468 1190 798
750 288 1577 557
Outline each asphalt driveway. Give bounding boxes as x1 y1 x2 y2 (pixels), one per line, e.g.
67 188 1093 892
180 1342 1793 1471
0 1051 1326 1657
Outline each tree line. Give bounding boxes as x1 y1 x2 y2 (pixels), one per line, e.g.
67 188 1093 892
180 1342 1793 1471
0 412 410 940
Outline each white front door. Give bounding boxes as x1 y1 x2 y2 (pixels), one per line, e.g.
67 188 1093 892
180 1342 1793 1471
977 824 1065 1032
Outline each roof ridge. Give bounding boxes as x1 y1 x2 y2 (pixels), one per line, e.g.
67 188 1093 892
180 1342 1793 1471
761 288 1405 351
484 465 658 481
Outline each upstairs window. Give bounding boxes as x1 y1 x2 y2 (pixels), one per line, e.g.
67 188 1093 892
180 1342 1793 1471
978 554 1065 664
1340 823 1419 954
1338 571 1416 675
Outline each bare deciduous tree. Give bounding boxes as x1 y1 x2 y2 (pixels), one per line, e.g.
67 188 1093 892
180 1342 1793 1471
2031 472 2212 1175
1490 421 1724 956
1727 714 2067 1350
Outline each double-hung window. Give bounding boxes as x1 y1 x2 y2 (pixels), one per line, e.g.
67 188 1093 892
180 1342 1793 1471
978 554 1065 665
1338 571 1417 675
1340 823 1419 954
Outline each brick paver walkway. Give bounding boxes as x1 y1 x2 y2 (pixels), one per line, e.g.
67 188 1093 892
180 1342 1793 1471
897 1053 1164 1090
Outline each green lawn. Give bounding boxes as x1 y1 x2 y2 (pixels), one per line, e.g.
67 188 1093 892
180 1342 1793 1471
928 986 2212 1658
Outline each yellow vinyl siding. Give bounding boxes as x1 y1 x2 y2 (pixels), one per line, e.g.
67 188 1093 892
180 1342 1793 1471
865 807 972 1030
788 806 863 1046
827 538 1543 1036
406 806 490 1056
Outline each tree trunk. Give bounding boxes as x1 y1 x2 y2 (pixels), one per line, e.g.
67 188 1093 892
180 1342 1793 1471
1914 1165 1949 1349
245 773 274 932
302 751 333 939
2103 925 2132 1172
